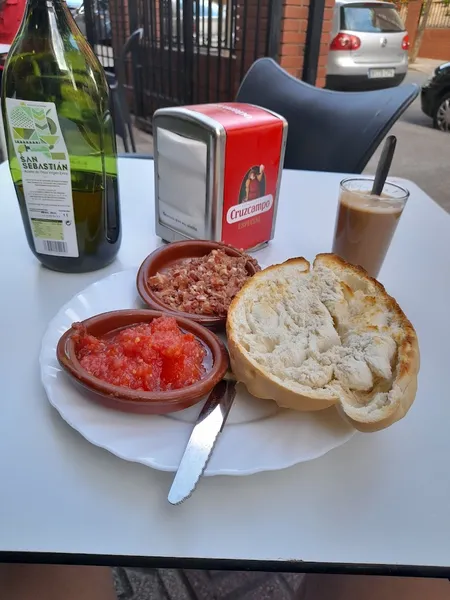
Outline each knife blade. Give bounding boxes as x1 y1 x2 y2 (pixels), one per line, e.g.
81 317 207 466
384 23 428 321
168 378 237 505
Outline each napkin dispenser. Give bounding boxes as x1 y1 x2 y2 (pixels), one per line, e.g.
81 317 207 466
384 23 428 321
153 103 287 251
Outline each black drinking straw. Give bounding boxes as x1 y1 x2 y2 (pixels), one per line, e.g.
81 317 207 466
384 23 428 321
371 135 397 196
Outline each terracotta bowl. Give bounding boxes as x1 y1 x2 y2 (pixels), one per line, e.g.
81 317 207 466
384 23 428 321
56 309 229 415
136 240 259 330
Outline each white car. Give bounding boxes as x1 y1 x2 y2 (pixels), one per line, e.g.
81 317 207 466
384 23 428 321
326 0 409 91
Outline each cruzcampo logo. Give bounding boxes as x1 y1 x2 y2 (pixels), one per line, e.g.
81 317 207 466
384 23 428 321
10 103 64 159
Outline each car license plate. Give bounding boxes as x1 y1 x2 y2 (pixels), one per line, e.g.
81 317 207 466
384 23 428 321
368 68 395 79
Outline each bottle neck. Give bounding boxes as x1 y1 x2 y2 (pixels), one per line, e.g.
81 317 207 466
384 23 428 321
22 0 69 35
24 0 68 21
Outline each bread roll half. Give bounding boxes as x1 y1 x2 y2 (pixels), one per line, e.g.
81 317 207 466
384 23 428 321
226 254 419 432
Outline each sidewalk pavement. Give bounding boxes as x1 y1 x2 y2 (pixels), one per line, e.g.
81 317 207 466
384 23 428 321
408 57 443 75
116 124 154 156
113 569 450 600
114 569 307 599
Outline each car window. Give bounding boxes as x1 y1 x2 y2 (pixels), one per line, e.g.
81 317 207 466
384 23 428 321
341 3 405 32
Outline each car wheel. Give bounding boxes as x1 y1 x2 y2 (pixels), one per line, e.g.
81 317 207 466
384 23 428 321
433 92 450 132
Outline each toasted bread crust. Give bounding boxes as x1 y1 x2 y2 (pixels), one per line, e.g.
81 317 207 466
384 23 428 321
227 253 420 432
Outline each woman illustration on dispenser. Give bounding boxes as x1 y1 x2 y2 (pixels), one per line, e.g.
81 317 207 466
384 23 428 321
243 165 265 202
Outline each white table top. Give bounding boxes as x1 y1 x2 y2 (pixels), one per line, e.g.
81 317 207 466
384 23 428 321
0 157 449 573
0 44 11 54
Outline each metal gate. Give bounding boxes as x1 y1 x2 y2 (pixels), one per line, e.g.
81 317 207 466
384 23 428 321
83 0 115 70
85 0 283 131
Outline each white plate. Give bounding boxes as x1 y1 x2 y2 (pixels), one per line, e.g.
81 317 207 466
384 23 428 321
40 270 356 476
368 68 395 79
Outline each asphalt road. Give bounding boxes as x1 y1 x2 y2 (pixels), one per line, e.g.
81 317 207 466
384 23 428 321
365 70 449 212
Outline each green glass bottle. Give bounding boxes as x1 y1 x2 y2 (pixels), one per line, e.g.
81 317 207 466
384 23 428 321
1 0 121 272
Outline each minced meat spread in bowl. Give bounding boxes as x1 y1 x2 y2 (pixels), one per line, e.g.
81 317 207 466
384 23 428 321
136 241 261 329
148 249 260 317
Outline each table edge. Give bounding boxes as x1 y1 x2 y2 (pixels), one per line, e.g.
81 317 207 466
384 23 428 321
0 552 448 578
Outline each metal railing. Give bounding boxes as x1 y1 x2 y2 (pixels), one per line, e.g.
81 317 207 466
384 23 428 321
83 0 282 131
82 0 114 69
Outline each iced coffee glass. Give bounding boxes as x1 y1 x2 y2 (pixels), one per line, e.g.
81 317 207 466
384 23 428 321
332 178 409 278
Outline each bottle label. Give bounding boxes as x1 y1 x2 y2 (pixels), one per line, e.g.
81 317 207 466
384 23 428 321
5 98 79 257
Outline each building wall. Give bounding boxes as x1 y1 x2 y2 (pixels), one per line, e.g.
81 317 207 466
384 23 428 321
279 0 334 87
403 0 450 61
420 27 450 60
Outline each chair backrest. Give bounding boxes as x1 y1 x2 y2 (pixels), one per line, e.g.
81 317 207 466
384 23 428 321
106 70 136 153
236 58 419 173
119 27 144 72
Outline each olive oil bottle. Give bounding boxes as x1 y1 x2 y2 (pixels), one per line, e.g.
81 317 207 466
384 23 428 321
1 0 121 272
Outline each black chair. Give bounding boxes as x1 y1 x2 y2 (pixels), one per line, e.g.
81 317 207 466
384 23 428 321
106 28 144 154
236 58 419 173
106 71 135 153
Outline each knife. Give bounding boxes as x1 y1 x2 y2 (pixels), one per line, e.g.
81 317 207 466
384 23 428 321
168 377 237 505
